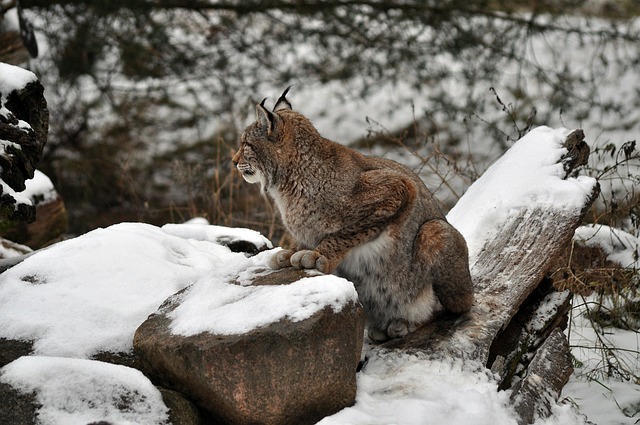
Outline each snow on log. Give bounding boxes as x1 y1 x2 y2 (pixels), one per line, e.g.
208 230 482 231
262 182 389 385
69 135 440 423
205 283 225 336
379 127 598 423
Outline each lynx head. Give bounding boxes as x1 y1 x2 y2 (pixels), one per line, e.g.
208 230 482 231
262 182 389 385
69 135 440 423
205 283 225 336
233 86 316 191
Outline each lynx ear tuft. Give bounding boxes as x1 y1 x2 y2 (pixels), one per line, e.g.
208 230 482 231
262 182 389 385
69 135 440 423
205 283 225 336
256 100 277 135
273 85 293 112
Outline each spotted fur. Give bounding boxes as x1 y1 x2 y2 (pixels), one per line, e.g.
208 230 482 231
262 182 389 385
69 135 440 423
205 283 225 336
232 89 474 341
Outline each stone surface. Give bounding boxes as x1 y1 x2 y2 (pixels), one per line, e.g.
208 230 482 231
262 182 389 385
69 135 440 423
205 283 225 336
0 381 38 425
0 193 68 249
134 268 365 425
0 70 49 223
0 79 48 193
0 338 32 368
159 387 206 425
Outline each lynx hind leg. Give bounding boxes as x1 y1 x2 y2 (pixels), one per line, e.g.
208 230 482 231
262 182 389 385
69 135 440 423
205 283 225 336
416 219 475 313
267 249 294 270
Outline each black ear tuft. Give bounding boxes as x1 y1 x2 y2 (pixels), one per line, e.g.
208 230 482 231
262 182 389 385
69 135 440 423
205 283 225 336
273 85 293 112
256 100 276 135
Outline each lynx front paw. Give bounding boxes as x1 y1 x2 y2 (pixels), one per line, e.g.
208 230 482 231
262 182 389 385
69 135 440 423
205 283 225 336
267 249 294 270
290 250 331 273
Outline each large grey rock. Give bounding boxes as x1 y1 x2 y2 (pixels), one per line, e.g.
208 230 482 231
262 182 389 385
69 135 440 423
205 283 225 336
134 268 365 425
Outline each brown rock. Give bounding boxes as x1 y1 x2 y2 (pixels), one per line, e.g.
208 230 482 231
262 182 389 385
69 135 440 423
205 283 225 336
0 193 68 249
158 387 206 425
134 268 365 425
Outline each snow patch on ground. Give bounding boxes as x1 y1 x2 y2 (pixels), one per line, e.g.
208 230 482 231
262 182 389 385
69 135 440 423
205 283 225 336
564 296 640 425
574 224 639 269
161 221 273 251
22 170 58 204
320 352 520 425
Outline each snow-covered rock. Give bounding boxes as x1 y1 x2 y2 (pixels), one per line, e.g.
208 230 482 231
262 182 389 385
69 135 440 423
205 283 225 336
0 356 170 425
0 170 68 249
135 267 364 425
0 62 48 222
0 222 272 363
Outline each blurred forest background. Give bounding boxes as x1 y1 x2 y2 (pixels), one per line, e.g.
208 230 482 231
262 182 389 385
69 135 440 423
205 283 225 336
1 1 639 417
4 0 639 243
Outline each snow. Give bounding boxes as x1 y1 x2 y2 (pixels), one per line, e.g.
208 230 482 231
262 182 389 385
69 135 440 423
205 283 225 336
564 296 640 425
0 238 31 259
0 62 37 100
22 170 58 204
0 221 274 357
561 222 639 425
447 126 597 260
161 221 273 252
0 130 628 424
0 169 56 212
0 219 357 353
169 273 358 336
0 356 169 425
319 353 520 425
574 224 640 269
0 177 32 206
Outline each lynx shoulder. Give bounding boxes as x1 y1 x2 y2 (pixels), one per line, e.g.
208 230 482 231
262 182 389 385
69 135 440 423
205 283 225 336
233 88 474 341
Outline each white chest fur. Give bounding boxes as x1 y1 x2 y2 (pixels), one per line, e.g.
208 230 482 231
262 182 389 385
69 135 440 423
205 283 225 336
339 231 392 281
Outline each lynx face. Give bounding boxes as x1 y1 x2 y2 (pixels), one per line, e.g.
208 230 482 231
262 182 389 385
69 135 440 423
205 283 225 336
232 139 266 186
233 96 292 191
232 118 283 191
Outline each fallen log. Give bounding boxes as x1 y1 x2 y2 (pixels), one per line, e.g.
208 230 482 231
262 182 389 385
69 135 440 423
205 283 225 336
379 127 597 423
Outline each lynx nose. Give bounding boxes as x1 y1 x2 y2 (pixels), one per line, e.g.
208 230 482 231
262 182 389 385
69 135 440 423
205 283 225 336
232 150 241 166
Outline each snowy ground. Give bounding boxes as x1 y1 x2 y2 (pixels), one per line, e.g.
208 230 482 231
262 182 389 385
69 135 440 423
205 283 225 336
3 10 639 421
565 298 640 425
564 224 640 425
0 126 636 424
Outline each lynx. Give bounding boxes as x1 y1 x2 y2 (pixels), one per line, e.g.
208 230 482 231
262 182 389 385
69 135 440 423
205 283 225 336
233 87 474 341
